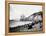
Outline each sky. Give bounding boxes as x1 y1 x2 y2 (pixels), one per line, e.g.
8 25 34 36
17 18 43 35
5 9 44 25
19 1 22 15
10 4 42 20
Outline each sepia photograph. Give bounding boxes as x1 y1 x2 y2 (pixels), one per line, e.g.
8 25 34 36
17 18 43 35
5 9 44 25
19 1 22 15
9 4 43 32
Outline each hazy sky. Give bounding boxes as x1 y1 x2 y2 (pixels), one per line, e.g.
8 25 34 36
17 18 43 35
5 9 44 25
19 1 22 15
10 4 42 20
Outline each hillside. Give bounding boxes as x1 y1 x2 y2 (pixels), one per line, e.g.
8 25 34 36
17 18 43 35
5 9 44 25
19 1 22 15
9 11 43 32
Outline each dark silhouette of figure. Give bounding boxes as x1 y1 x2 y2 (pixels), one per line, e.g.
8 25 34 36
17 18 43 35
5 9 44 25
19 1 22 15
28 22 35 29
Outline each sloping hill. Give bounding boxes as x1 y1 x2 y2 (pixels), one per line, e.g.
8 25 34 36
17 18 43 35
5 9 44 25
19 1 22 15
9 11 43 32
